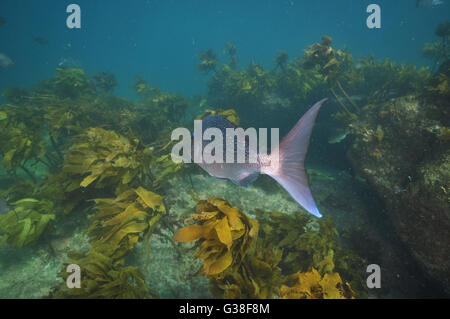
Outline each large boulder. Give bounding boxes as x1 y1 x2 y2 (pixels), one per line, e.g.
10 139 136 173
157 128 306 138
346 95 450 295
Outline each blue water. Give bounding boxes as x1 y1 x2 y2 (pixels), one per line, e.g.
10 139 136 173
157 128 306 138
0 0 448 99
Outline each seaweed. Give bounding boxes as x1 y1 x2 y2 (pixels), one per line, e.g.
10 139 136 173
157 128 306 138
50 187 165 299
175 198 363 299
88 187 165 262
0 198 55 248
151 154 185 190
280 268 354 299
0 105 46 181
254 210 367 297
274 51 289 71
196 49 218 73
93 72 118 93
174 197 258 276
224 42 238 70
53 68 96 99
51 250 148 299
210 242 284 299
62 128 152 194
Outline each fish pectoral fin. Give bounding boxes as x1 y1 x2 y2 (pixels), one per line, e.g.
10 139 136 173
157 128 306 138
236 172 259 188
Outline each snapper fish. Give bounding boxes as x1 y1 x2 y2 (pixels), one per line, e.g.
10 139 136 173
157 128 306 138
194 98 327 218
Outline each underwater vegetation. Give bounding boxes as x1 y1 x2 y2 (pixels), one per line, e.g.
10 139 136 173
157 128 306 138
224 42 238 71
346 93 450 295
88 187 165 262
174 197 258 276
303 35 359 116
93 72 118 93
0 67 191 298
50 187 164 298
62 128 152 194
422 21 450 71
174 197 361 299
0 198 54 248
198 36 431 131
280 268 354 299
1 23 449 298
51 250 149 299
196 49 219 73
132 76 190 142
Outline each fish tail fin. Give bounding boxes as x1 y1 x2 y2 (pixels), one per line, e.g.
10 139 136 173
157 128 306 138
262 98 327 217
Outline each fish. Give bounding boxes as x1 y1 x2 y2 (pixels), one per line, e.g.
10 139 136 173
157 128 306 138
0 17 6 27
34 36 49 46
0 197 19 220
0 53 14 68
328 128 349 144
416 0 444 7
195 98 327 218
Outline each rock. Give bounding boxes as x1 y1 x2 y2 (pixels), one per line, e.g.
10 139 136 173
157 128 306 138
347 95 450 295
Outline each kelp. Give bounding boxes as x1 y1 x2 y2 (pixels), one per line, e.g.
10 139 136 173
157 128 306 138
196 49 218 73
51 250 148 299
0 102 46 179
210 243 284 299
53 68 96 99
254 210 367 297
0 198 55 248
174 197 258 276
345 55 430 101
62 128 152 194
131 77 190 142
51 187 164 299
280 268 354 299
88 187 165 262
151 154 185 190
175 199 360 299
174 197 286 298
274 51 289 71
224 42 238 70
303 36 358 115
93 72 118 93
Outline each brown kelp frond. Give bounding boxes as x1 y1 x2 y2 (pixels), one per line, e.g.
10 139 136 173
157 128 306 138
210 242 284 299
151 154 185 190
196 49 218 73
280 268 354 299
0 198 55 248
173 199 361 299
174 197 258 276
50 187 164 299
254 210 367 297
63 128 152 193
51 250 148 299
88 187 165 261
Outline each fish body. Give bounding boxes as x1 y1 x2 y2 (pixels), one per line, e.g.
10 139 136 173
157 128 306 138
195 98 327 217
328 128 349 144
0 53 13 68
416 0 443 7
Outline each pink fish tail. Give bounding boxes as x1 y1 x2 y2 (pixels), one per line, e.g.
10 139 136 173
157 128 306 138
263 98 327 217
